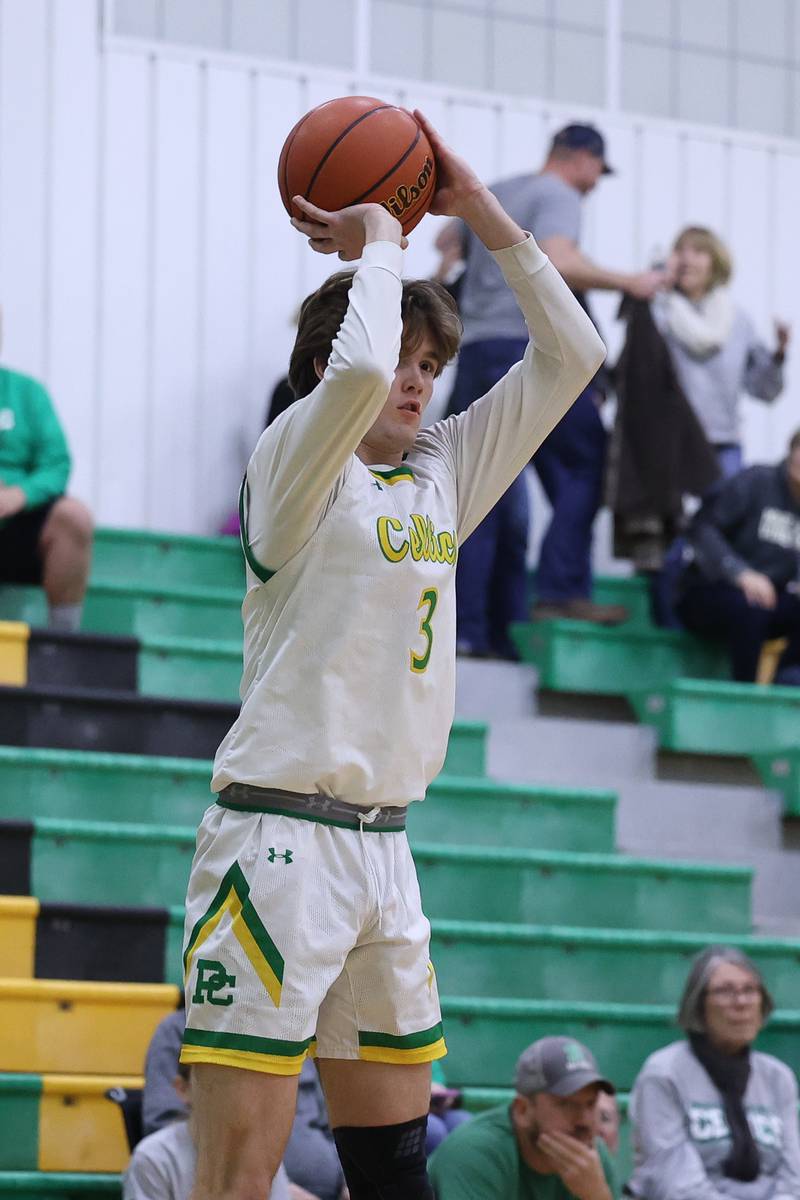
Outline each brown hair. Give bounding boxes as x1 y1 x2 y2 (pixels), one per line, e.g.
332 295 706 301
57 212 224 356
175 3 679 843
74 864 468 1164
288 271 462 399
789 429 800 453
672 226 733 291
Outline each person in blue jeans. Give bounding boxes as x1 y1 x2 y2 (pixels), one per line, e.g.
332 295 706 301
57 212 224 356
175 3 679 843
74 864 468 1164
439 124 665 654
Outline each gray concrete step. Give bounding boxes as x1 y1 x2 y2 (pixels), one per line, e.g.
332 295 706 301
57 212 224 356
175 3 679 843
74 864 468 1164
455 658 538 720
455 659 798 932
614 779 784 856
485 715 658 787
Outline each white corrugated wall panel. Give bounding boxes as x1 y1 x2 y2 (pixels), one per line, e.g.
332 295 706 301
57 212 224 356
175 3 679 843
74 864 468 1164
48 0 100 508
0 7 797 536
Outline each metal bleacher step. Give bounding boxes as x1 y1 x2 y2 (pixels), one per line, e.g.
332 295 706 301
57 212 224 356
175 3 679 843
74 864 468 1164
0 746 612 851
0 688 486 773
1 815 751 930
9 891 799 1005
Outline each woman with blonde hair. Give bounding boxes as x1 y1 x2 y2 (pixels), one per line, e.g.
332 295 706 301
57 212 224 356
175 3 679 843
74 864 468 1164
658 226 789 480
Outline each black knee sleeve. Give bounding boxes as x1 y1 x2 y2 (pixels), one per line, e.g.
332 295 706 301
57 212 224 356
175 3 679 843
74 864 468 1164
333 1114 434 1199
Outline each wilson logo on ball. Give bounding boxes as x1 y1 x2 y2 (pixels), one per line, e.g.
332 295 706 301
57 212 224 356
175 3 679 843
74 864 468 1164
381 156 434 222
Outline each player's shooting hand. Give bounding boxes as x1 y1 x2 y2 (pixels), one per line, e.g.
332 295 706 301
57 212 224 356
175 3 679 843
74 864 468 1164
736 569 777 609
537 1132 612 1200
0 484 26 520
291 197 406 261
412 110 485 219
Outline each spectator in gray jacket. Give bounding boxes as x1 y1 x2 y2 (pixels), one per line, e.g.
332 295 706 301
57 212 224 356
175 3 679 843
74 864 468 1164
627 946 800 1200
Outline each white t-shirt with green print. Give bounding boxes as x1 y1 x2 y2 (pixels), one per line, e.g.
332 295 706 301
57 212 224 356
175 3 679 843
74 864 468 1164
211 235 603 808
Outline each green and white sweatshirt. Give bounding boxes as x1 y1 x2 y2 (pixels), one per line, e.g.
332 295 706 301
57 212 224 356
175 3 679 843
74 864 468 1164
628 1040 800 1200
211 235 605 808
0 366 71 525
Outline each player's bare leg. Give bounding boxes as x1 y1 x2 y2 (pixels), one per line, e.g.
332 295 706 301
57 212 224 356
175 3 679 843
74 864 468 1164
190 1065 299 1200
319 1059 434 1196
319 1058 431 1124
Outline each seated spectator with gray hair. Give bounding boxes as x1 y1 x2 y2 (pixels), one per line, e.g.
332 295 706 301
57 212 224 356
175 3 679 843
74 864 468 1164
627 945 800 1199
429 1035 618 1199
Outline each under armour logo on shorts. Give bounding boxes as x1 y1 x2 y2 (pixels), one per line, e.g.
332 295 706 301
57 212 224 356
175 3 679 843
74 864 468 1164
267 847 294 864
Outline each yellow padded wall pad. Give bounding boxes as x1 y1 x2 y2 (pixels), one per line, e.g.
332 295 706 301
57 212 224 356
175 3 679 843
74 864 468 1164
39 1074 143 1173
0 978 180 1074
0 620 29 686
0 897 39 979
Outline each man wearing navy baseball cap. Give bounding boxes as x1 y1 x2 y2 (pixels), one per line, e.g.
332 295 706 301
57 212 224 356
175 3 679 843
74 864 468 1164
549 123 615 176
429 1035 619 1198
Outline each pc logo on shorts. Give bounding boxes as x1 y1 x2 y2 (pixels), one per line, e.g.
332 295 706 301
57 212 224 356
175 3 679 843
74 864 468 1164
267 847 294 864
192 958 237 1006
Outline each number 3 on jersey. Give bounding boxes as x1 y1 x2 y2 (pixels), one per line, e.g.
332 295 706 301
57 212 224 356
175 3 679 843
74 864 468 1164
411 587 438 674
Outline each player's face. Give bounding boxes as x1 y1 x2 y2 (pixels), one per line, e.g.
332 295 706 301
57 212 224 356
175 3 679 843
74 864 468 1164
359 333 440 464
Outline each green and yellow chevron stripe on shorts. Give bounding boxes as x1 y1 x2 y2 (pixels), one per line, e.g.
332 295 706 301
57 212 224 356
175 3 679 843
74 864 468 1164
181 1028 317 1076
358 1022 446 1065
183 861 284 1007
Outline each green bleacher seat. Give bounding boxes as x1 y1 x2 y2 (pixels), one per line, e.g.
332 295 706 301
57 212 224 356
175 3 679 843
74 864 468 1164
0 1173 120 1198
3 817 750 930
630 679 800 814
632 678 800 755
414 844 751 933
92 527 242 590
0 581 243 641
0 728 487 828
512 619 729 693
429 921 800 1008
440 996 800 1092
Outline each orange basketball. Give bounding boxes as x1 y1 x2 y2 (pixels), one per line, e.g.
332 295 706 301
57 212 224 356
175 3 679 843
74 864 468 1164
278 96 437 236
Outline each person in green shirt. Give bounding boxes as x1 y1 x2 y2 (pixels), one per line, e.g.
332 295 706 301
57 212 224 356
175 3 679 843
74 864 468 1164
0 365 92 630
429 1036 618 1200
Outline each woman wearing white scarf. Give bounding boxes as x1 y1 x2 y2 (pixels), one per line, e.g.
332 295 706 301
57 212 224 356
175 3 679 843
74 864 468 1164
654 226 790 479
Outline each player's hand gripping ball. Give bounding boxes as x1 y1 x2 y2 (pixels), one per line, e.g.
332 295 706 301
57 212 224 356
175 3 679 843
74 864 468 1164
278 96 437 235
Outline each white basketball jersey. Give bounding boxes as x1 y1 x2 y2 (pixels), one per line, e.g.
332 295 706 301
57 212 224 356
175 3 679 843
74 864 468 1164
211 237 604 807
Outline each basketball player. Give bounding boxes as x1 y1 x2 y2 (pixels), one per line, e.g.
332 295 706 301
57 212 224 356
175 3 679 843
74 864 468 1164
180 111 605 1200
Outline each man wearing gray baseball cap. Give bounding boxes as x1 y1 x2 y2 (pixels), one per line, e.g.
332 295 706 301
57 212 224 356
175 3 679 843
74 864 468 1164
428 1036 618 1199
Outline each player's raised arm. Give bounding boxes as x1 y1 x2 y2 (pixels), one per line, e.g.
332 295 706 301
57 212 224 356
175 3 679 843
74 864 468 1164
247 201 405 575
414 111 606 543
